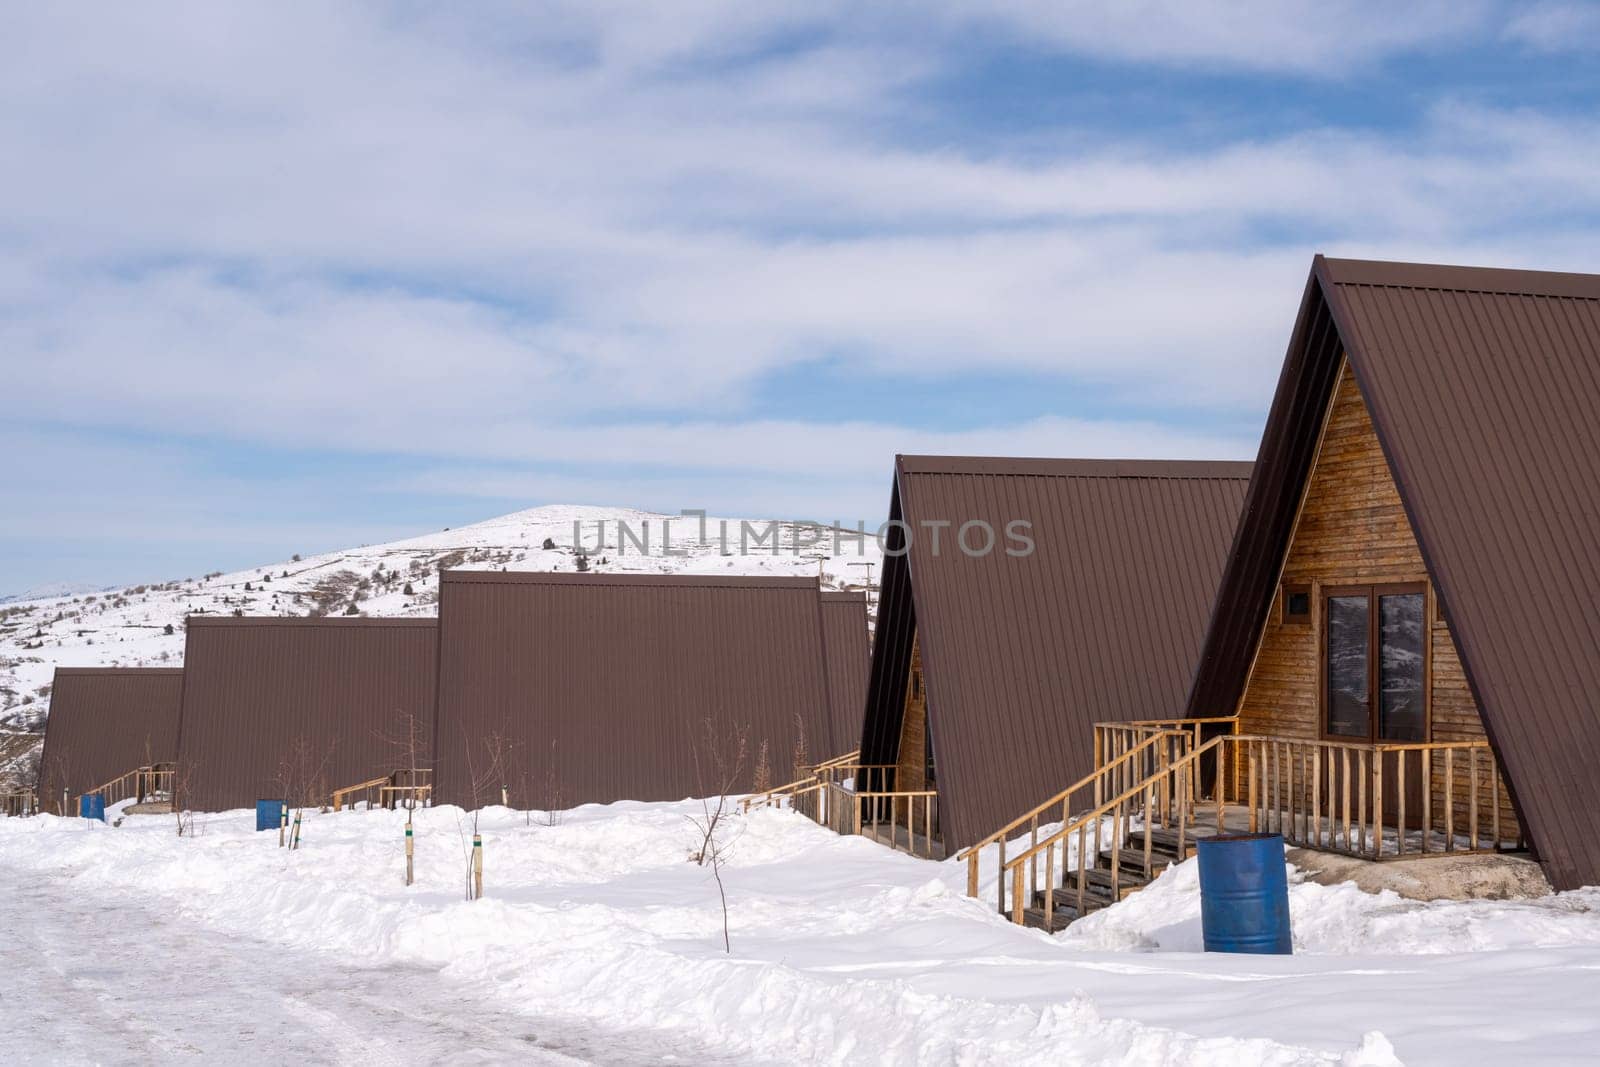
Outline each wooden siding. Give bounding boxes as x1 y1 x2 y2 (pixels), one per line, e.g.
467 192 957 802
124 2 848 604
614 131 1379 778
1235 362 1519 833
895 634 926 793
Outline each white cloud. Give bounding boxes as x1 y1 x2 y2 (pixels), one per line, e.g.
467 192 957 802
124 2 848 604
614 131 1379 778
1503 2 1600 52
2 3 1594 585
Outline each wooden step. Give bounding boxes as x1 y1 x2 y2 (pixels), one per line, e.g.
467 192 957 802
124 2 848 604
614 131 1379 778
1021 902 1089 931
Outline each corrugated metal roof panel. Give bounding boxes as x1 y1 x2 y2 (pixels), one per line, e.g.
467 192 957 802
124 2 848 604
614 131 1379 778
433 571 836 807
820 592 870 751
175 617 438 811
862 456 1251 850
1188 254 1600 890
38 668 184 804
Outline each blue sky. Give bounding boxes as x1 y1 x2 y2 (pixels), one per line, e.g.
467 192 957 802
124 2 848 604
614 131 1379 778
4 1 1600 593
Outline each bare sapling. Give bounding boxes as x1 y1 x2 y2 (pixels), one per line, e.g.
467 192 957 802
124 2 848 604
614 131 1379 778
752 740 772 796
540 739 563 827
275 734 334 853
171 759 199 837
379 707 433 813
688 717 751 954
791 713 810 783
458 727 512 900
380 709 433 886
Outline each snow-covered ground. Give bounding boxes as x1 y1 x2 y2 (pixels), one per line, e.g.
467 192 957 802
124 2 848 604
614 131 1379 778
0 505 882 781
5 800 1599 1065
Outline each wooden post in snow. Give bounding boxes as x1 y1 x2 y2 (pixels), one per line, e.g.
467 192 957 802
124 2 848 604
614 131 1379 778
405 816 415 886
472 833 484 899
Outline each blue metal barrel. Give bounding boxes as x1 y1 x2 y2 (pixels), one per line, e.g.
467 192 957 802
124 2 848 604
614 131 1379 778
256 799 285 832
1196 833 1292 954
79 793 106 821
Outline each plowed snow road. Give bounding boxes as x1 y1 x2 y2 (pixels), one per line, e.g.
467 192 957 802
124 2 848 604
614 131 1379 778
0 864 733 1066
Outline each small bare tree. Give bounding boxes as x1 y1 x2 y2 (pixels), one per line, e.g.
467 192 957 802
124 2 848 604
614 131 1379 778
170 758 200 837
379 708 433 885
688 717 750 954
275 735 335 850
458 726 512 900
791 712 811 782
378 708 432 812
538 738 563 827
752 740 772 796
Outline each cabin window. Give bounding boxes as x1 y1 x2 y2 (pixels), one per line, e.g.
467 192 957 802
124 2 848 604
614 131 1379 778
1282 583 1311 625
1322 585 1427 742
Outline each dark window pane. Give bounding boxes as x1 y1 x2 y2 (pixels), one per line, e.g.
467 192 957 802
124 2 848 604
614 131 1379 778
1287 592 1310 617
1379 593 1427 741
1326 595 1370 737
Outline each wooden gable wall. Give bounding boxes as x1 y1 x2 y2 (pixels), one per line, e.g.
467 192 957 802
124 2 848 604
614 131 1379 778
895 633 927 793
1236 361 1518 831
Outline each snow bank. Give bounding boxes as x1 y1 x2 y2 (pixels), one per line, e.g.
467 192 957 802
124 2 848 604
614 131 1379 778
4 803 1598 1064
1064 852 1600 956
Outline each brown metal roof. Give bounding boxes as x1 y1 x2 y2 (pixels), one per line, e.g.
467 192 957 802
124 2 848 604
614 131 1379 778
820 592 871 752
175 617 438 811
433 571 837 808
37 668 184 805
1187 254 1600 890
861 455 1252 850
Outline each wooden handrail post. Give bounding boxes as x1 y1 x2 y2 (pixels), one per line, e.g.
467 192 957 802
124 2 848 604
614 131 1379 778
1076 823 1088 917
1491 754 1502 849
1371 750 1383 859
1422 749 1432 853
1396 752 1407 856
1311 746 1321 850
1469 747 1480 851
1444 747 1455 851
1248 744 1258 833
1011 864 1025 926
1341 747 1351 851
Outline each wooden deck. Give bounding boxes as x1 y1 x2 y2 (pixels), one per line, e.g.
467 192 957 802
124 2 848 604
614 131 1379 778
860 821 947 861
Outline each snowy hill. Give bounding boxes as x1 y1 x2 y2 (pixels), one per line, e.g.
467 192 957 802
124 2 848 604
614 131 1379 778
0 582 110 606
0 505 882 785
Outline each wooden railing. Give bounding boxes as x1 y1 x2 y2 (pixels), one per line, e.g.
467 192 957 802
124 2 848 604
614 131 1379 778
77 763 175 811
739 752 892 815
331 768 434 812
1 789 37 817
1236 736 1520 859
331 776 391 811
956 729 1193 902
740 752 937 859
985 731 1523 927
818 777 940 859
1000 735 1228 928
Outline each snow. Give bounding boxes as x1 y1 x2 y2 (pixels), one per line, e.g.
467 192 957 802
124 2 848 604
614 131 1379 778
0 504 881 775
5 801 1598 1064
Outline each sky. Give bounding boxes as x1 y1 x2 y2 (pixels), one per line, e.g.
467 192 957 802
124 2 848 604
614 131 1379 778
3 2 1600 594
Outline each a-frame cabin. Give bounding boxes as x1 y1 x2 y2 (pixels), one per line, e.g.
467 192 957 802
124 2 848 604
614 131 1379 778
846 456 1250 855
1186 255 1600 891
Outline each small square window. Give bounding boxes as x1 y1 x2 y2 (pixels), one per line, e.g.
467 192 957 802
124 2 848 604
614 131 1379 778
1283 584 1311 624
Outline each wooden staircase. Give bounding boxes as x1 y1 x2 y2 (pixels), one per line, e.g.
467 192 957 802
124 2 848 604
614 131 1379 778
957 719 1241 933
73 763 176 814
1019 824 1214 930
